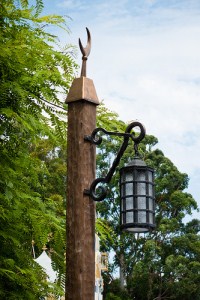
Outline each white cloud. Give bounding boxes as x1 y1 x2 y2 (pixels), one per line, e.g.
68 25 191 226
57 0 86 9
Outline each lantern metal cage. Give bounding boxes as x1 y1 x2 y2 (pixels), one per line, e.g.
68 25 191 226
120 158 155 233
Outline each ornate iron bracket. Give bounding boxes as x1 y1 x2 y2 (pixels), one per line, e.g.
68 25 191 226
84 121 146 201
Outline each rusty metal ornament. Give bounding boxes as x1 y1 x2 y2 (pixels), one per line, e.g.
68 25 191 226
79 27 91 77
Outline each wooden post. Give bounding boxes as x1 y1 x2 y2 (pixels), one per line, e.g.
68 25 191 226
66 76 99 299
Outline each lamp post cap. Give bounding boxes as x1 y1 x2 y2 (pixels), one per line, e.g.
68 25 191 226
66 77 99 105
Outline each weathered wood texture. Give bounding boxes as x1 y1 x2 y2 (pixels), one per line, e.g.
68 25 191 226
66 100 97 300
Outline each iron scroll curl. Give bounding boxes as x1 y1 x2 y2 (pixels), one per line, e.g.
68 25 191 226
125 121 145 142
84 121 146 201
85 121 145 145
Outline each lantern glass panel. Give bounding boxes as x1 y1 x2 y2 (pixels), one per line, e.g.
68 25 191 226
126 183 133 196
126 211 134 223
148 171 153 182
138 211 146 223
125 172 133 182
126 198 133 210
148 184 153 196
137 182 146 195
138 171 145 181
121 213 124 224
149 198 153 210
149 212 153 224
138 197 146 209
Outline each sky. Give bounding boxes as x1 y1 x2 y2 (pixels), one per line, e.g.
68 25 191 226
41 0 200 220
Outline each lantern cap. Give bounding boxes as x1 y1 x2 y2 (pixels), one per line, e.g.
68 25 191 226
126 157 147 167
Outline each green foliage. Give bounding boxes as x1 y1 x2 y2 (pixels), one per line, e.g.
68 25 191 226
0 0 77 143
104 279 131 300
0 0 76 298
105 293 123 300
0 128 53 298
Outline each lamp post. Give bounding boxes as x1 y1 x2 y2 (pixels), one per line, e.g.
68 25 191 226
66 28 99 300
66 28 155 300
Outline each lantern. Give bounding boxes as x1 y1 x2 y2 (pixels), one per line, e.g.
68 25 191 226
85 121 156 233
120 157 155 233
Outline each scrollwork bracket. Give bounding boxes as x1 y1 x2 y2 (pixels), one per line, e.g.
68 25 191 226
84 121 146 201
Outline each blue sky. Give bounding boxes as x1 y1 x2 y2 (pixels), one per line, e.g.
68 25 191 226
40 0 200 220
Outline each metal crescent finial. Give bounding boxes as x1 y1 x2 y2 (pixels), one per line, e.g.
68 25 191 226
79 27 91 77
